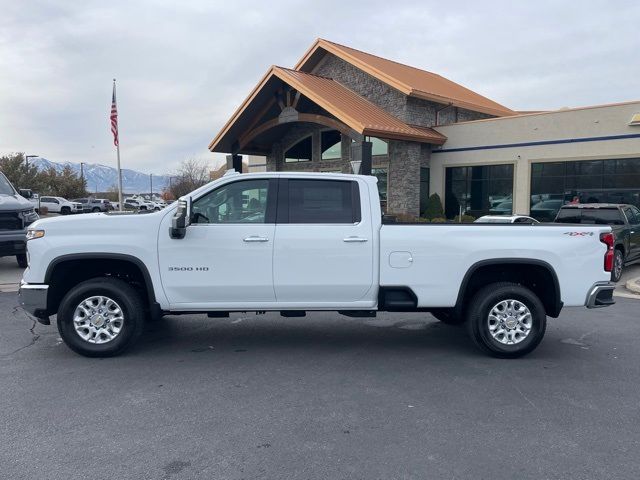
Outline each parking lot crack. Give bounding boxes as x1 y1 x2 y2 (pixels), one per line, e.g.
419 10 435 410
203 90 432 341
0 306 41 357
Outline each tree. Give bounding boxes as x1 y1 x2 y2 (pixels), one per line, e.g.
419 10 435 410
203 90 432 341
0 152 43 191
164 157 211 199
422 193 444 219
0 152 87 198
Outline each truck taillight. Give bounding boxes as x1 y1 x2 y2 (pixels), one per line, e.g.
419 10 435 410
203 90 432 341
600 232 615 272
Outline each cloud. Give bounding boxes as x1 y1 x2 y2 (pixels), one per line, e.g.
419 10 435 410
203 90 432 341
1 0 638 173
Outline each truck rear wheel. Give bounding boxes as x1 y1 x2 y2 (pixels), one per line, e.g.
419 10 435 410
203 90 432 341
611 249 624 282
465 282 546 358
57 278 145 357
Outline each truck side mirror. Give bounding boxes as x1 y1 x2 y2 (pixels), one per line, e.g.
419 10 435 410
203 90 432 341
169 197 191 239
19 189 33 199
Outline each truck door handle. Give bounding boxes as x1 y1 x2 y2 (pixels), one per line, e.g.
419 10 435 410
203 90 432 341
243 236 269 243
343 236 368 243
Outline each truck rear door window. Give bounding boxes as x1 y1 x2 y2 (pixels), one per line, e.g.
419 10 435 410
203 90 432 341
581 209 625 225
286 179 360 224
557 208 625 225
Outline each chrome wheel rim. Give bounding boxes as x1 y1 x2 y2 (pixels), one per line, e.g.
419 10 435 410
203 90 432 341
487 299 532 345
73 296 125 344
614 253 623 279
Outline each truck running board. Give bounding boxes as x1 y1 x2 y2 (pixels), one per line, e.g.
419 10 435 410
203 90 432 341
339 311 376 318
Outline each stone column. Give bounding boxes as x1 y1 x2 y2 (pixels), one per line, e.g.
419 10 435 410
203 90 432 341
387 140 421 217
265 143 284 172
340 134 351 173
312 130 321 162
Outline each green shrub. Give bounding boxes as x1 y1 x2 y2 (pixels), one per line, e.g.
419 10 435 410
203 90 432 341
430 217 447 223
422 193 444 219
454 214 476 223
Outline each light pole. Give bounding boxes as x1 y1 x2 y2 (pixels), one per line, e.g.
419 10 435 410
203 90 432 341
149 173 153 197
80 162 85 182
25 154 38 172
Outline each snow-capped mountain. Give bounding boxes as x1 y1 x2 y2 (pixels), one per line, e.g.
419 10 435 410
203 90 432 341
31 158 172 194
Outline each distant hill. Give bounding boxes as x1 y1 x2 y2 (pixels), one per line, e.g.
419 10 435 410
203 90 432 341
31 158 171 194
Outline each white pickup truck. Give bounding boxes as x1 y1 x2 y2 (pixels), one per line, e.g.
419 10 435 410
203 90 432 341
19 171 615 358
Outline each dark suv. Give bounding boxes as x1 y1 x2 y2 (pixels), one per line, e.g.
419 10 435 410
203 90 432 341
0 172 39 267
554 204 640 281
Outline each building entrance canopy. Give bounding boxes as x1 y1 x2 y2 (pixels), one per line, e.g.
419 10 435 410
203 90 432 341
209 66 446 156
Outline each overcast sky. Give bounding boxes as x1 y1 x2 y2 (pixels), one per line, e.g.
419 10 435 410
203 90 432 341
1 0 639 174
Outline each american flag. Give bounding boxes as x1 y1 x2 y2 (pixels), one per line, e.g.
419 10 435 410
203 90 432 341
110 81 119 147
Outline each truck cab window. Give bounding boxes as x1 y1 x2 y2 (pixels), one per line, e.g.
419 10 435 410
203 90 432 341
0 174 16 195
287 179 360 224
192 179 270 224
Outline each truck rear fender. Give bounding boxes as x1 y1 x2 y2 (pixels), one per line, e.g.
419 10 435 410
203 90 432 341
455 259 562 318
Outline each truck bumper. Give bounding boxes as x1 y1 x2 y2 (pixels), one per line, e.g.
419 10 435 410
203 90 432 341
0 231 26 256
19 282 50 324
585 282 615 308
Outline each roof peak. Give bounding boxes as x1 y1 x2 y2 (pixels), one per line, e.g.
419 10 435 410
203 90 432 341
317 38 447 80
298 38 514 117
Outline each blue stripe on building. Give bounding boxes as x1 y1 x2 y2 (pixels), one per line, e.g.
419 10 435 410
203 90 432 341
432 133 640 154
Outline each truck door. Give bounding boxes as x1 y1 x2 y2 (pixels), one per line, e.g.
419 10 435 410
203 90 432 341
272 178 374 305
626 206 640 260
158 178 277 306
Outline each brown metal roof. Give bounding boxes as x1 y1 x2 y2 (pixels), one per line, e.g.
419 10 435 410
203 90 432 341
272 67 446 144
208 66 446 153
296 39 515 118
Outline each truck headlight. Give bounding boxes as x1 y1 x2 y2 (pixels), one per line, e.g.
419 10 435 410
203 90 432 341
26 229 45 240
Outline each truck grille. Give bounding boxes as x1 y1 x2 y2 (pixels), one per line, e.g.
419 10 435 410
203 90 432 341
0 212 23 231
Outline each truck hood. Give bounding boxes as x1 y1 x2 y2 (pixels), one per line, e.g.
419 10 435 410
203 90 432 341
0 194 35 211
29 208 172 233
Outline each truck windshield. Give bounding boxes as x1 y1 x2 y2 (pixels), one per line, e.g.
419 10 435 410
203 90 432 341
556 208 625 225
0 174 16 195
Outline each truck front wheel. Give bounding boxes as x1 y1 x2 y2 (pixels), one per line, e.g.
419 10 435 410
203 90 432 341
466 282 546 358
57 278 145 357
16 254 28 268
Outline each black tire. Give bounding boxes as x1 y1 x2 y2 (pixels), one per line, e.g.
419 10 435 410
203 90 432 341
57 278 146 357
611 249 624 282
61 206 70 215
16 254 28 268
92 207 101 213
466 282 546 358
431 308 464 325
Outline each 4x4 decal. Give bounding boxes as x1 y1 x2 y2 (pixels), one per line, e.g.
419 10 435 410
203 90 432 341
563 231 594 236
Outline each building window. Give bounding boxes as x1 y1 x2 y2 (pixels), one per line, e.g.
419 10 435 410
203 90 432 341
445 164 514 219
419 167 430 215
321 131 341 160
285 136 312 163
372 168 388 200
530 158 640 221
369 137 388 156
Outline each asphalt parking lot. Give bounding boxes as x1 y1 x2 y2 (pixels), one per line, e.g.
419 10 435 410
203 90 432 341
1 291 639 480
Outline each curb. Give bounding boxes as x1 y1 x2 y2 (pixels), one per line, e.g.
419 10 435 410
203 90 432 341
625 277 640 294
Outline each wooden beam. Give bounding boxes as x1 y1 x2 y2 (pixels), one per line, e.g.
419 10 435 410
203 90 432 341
238 113 358 151
291 91 301 109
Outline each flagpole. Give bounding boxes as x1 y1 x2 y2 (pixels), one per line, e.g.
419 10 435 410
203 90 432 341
113 78 124 211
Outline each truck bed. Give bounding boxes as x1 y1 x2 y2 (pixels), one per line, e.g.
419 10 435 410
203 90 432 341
379 223 612 308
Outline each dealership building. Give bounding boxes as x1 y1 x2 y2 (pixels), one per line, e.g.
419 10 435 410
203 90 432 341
209 39 640 220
